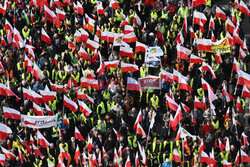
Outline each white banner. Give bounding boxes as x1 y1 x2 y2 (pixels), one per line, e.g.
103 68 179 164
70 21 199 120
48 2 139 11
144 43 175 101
145 47 162 67
21 115 57 129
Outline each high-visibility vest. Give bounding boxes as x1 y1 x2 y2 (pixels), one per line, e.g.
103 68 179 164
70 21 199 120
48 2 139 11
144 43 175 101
212 120 219 130
47 157 55 166
206 0 212 7
52 127 59 138
179 6 189 18
59 143 68 152
140 67 148 78
150 96 159 108
71 72 80 83
33 160 42 167
151 11 158 20
102 91 111 101
161 11 169 20
97 102 106 115
128 136 137 148
22 28 30 39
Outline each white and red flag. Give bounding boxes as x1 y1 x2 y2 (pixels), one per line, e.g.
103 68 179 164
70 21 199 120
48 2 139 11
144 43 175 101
216 6 227 21
120 46 134 59
202 62 216 79
127 77 139 91
124 25 134 34
135 41 147 53
209 16 215 29
113 128 120 140
85 39 99 51
222 83 234 102
196 39 212 51
215 51 223 64
178 77 193 92
192 0 207 7
37 130 51 148
133 110 142 130
63 95 78 113
233 58 240 73
134 13 141 26
200 151 213 166
0 123 12 140
80 77 99 90
177 45 192 60
239 0 250 16
75 126 84 141
0 154 5 166
123 32 138 43
97 2 105 15
238 70 250 88
241 132 249 146
104 60 119 69
172 149 183 165
109 0 119 9
32 144 44 157
165 95 178 111
201 78 214 92
239 47 247 59
3 106 21 120
44 5 56 22
235 149 250 164
190 54 205 63
193 11 207 25
194 96 203 109
96 51 105 74
13 28 25 48
236 96 243 113
1 146 16 160
33 102 44 116
121 62 139 73
169 105 182 131
242 85 250 98
226 18 235 34
74 145 81 164
136 123 147 138
78 100 92 116
56 8 66 20
39 89 56 103
161 69 173 82
41 28 52 44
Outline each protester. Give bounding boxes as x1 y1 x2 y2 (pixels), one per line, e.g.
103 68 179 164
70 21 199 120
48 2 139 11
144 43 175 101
0 0 249 167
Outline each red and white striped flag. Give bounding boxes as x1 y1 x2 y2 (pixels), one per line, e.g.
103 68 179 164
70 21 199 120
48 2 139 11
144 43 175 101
165 95 178 111
233 29 243 47
135 41 147 53
85 39 99 51
226 18 235 34
0 123 12 140
189 26 195 38
196 39 212 51
200 151 213 166
222 83 234 102
13 28 25 48
236 96 243 113
1 146 16 160
44 5 56 22
193 11 207 25
136 123 146 138
133 13 141 26
123 32 138 43
41 28 52 44
227 31 234 46
235 149 250 165
181 102 191 113
97 2 105 15
63 95 78 112
78 100 92 116
242 85 250 98
75 126 84 141
169 105 182 131
133 110 142 130
239 0 250 16
109 0 119 9
216 6 227 21
3 106 21 120
0 154 5 166
239 47 247 59
215 51 223 64
238 70 250 88
241 132 249 146
127 77 139 91
56 8 66 20
32 144 44 157
190 54 205 63
124 25 134 34
39 89 56 103
33 102 44 116
161 69 173 82
178 77 193 92
121 62 139 73
80 77 99 90
202 62 216 79
4 19 13 33
177 45 192 60
75 145 81 164
194 96 203 108
233 58 240 73
37 130 51 148
201 78 214 92
172 149 183 165
104 60 119 69
209 16 215 29
120 46 134 59
113 128 121 140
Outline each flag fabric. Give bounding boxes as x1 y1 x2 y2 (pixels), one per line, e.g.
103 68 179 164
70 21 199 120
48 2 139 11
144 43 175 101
0 154 5 166
239 0 250 16
74 145 81 164
109 0 119 9
177 45 192 60
193 0 207 7
80 77 99 90
181 102 191 113
3 106 21 120
233 29 243 47
96 51 105 74
63 95 78 113
32 144 44 157
85 39 99 51
104 60 119 69
161 69 173 82
41 28 52 44
37 130 51 148
134 13 141 26
201 78 214 92
97 2 105 15
235 149 250 164
172 149 183 165
238 70 250 88
78 100 92 116
169 105 182 131
194 96 203 108
33 102 44 116
215 51 223 64
119 46 134 59
239 47 247 59
209 16 215 29
233 58 240 73
193 11 207 25
166 95 178 111
121 62 139 73
189 26 195 38
125 156 131 167
178 77 193 92
216 6 227 21
135 41 147 52
136 123 147 138
226 18 235 34
124 25 134 34
241 132 249 146
39 89 56 103
236 96 243 113
157 29 165 45
127 77 140 91
242 85 250 98
113 128 120 140
122 32 138 43
202 62 216 79
190 54 205 63
56 8 66 20
200 151 213 165
0 123 12 140
196 39 212 51
222 83 234 102
133 110 142 130
1 146 16 160
75 126 84 141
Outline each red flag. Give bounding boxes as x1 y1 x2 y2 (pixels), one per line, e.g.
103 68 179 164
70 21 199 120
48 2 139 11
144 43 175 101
37 130 51 148
125 156 131 167
78 100 92 116
239 47 247 59
222 83 234 102
145 0 155 7
56 8 66 20
198 139 206 154
190 54 205 63
233 29 243 47
234 0 239 7
216 6 227 21
75 126 84 141
236 96 243 113
135 41 147 52
33 102 44 116
242 85 250 98
63 95 78 112
239 0 250 16
227 31 234 45
193 0 207 7
177 45 191 60
97 2 105 15
189 26 195 38
109 0 119 9
127 77 139 91
215 51 223 64
172 149 183 165
0 123 12 140
241 132 249 146
235 150 250 165
0 154 5 166
41 28 52 44
104 60 119 70
113 128 120 140
74 145 81 164
175 30 184 44
201 78 214 92
157 29 165 45
233 58 240 73
209 16 215 29
238 70 250 88
178 77 193 92
194 96 203 108
120 46 134 59
136 123 147 138
169 105 182 131
196 39 212 51
1 146 16 160
200 151 213 165
181 103 191 113
44 5 56 22
32 144 44 157
3 106 21 120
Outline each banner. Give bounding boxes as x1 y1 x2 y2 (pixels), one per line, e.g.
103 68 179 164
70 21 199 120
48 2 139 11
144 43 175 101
21 115 57 129
208 37 230 53
139 76 161 89
145 47 162 67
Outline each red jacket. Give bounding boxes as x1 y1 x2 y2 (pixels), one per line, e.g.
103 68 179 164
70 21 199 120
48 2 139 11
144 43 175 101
201 123 214 137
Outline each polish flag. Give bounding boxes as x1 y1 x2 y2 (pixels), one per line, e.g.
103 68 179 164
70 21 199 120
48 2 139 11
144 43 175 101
125 156 131 167
123 32 138 43
161 69 173 82
81 28 89 42
76 1 84 15
13 28 25 48
0 83 5 96
45 104 53 116
41 28 52 44
207 83 217 102
85 14 95 32
124 25 134 34
56 8 66 20
175 30 184 45
24 55 33 73
172 149 183 165
54 0 65 7
201 78 214 92
218 138 225 151
23 87 43 103
104 60 119 69
78 100 92 116
233 58 240 73
233 29 243 47
30 134 35 145
3 106 21 120
33 63 45 81
193 11 207 25
44 5 56 22
127 77 139 91
190 54 205 63
97 54 105 75
196 39 212 51
1 146 16 160
0 123 12 140
113 128 120 140
1 36 6 47
74 30 83 43
28 47 35 59
79 47 91 60
177 45 192 60
200 151 212 165
80 77 99 90
101 28 108 41
75 145 81 164
216 6 227 21
222 84 234 102
165 95 178 111
211 31 216 42
194 96 203 108
120 46 134 59
6 30 12 45
202 62 216 79
76 90 94 104
135 152 139 167
225 137 230 152
170 105 182 131
135 41 147 52
179 77 193 92
157 29 165 45
109 0 119 9
39 89 56 102
239 47 247 59
242 85 250 98
32 144 44 157
33 102 44 116
239 0 250 16
226 18 235 34
132 110 142 130
4 19 13 33
238 70 250 89
0 154 5 166
85 39 99 51
136 123 147 138
209 16 215 29
121 62 139 73
37 130 51 148
215 51 223 64
223 159 232 167
241 132 249 146
75 126 84 141
85 68 96 79
181 103 191 113
227 31 234 46
189 26 195 38
224 107 230 121
114 148 119 167
97 2 105 15
173 69 188 83
198 139 206 154
134 13 141 26
192 0 207 7
5 86 20 101
234 0 239 7
235 149 250 164
236 97 243 113
63 95 78 113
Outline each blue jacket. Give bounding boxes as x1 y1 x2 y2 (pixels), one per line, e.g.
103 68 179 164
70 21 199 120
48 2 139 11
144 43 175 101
162 162 172 167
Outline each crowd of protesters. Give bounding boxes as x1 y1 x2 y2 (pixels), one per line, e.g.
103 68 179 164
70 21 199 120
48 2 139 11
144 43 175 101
0 0 249 167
